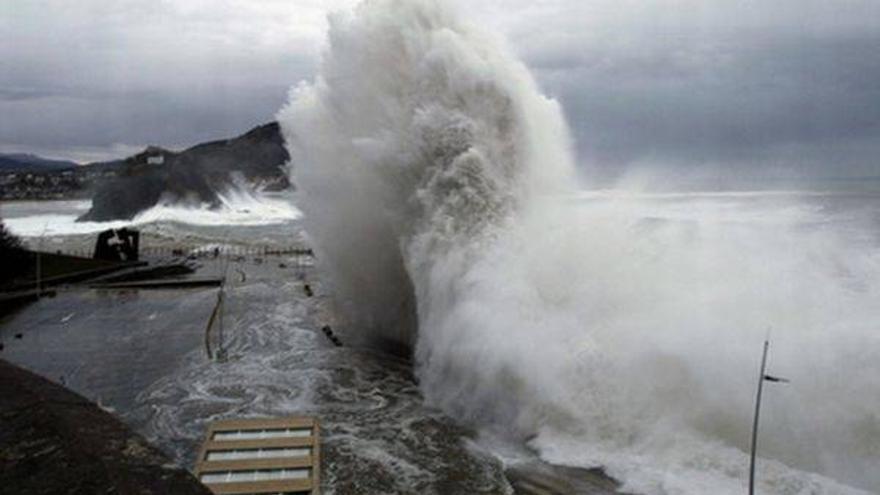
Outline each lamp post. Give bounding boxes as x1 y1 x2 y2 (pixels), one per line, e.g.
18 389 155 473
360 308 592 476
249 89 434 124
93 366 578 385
749 340 789 495
35 221 49 295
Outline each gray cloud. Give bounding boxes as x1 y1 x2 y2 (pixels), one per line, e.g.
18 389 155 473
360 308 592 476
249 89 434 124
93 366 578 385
0 0 329 160
1 0 878 181
546 31 880 177
467 0 880 181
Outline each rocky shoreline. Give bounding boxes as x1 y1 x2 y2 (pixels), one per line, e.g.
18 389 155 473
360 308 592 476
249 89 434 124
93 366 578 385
80 122 290 222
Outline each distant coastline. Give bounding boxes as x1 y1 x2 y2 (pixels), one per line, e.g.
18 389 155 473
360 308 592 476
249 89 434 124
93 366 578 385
1 123 291 222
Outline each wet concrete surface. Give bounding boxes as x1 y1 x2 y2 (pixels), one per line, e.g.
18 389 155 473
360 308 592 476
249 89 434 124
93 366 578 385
0 285 216 412
0 255 512 493
0 251 625 494
0 359 211 495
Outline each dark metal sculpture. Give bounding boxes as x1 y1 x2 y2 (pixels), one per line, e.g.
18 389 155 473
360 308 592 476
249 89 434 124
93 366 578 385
93 228 140 262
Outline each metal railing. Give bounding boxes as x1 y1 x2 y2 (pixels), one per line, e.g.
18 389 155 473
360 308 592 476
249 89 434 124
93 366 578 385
41 245 314 260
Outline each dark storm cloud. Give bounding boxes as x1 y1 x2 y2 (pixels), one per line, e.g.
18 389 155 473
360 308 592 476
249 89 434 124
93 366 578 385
539 31 880 179
0 82 310 162
1 0 878 179
0 0 329 161
485 0 880 180
0 87 60 101
0 84 296 148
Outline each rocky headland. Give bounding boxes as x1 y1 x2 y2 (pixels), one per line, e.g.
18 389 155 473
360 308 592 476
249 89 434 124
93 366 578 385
1 123 291 221
78 122 290 221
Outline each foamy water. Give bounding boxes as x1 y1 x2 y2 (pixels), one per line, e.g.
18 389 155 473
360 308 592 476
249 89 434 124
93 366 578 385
279 1 880 493
2 189 301 237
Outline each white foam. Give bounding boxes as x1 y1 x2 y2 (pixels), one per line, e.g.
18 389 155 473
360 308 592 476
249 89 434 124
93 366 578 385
4 189 301 237
278 1 880 493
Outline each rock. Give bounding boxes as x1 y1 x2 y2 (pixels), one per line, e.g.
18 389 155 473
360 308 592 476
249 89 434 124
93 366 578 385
79 122 291 222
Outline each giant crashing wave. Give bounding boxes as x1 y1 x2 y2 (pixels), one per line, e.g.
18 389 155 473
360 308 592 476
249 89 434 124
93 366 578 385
279 1 880 493
279 0 573 349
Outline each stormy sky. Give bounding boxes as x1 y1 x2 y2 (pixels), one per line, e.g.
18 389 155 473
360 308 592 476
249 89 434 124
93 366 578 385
1 0 878 181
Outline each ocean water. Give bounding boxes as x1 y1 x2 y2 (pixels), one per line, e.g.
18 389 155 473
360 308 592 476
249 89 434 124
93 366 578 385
1 190 305 255
528 189 880 494
1 189 300 238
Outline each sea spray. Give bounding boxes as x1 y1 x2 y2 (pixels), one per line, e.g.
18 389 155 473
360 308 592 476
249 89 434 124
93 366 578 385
4 189 300 237
279 0 574 348
279 1 880 493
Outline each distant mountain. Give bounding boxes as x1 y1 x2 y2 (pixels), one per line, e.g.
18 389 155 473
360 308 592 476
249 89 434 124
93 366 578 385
0 153 78 172
78 123 290 222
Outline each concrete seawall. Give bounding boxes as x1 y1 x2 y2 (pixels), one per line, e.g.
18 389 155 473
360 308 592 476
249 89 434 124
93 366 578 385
0 359 211 494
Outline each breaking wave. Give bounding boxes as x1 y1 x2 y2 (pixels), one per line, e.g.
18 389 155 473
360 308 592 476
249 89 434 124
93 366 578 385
279 1 880 493
4 189 300 237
